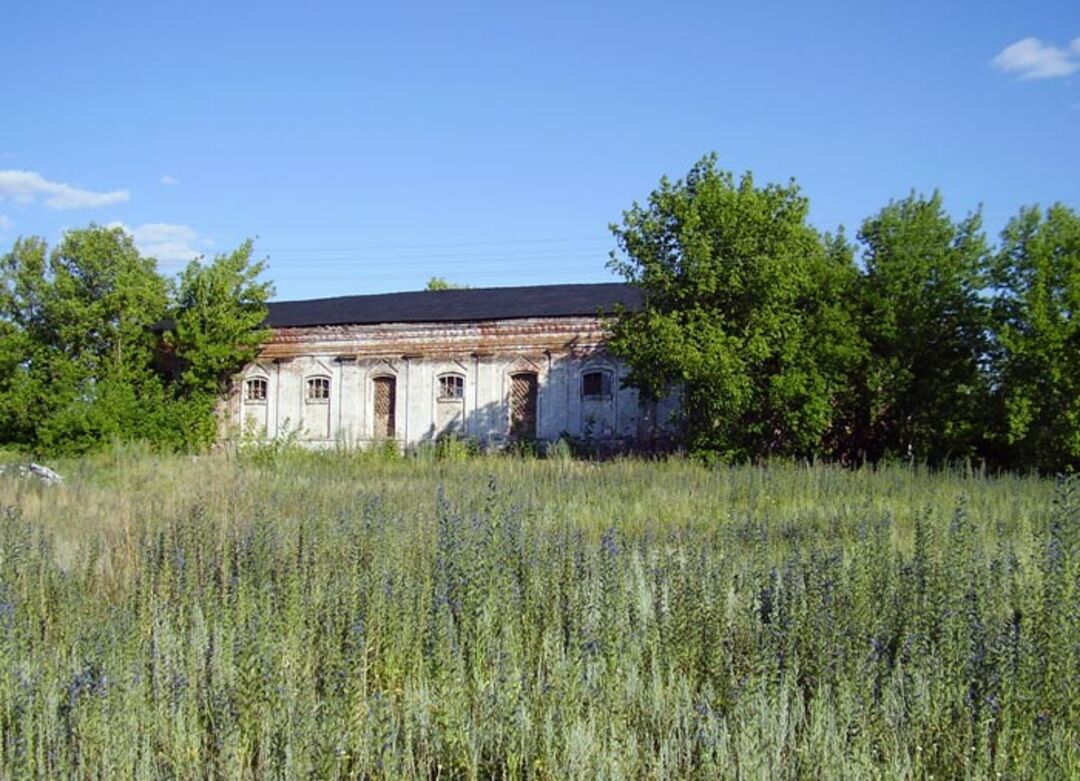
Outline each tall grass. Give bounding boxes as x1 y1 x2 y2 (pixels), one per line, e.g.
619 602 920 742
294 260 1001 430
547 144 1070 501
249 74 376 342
0 448 1076 778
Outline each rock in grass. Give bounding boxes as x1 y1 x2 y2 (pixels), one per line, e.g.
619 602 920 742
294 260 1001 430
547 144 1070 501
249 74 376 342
0 462 64 486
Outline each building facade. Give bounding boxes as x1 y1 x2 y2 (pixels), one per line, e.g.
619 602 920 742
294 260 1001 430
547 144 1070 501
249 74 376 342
227 283 677 449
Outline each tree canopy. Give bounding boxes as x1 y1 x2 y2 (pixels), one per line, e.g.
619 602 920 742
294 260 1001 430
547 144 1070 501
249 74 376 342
0 224 272 454
425 276 469 291
989 204 1080 473
607 155 862 460
852 192 990 463
609 156 1078 472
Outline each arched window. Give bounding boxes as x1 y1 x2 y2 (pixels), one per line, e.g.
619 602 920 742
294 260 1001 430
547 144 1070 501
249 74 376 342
438 373 465 400
306 376 331 403
245 378 268 402
582 370 613 400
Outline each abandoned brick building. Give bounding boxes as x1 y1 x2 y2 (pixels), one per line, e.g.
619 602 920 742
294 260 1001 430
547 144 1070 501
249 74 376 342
228 282 678 448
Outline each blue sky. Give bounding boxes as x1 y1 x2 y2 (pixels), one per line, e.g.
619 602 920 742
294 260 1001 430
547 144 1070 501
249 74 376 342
1 1 1077 301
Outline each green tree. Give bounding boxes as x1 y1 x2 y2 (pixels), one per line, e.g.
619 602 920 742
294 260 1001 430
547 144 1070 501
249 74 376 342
425 276 468 291
45 225 167 382
161 241 274 447
607 155 863 459
0 238 51 444
0 226 273 454
989 204 1080 472
854 192 990 463
166 241 273 395
0 226 169 453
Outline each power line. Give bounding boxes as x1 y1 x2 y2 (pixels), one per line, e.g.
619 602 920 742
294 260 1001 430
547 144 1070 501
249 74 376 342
262 235 611 254
264 250 614 266
263 247 613 261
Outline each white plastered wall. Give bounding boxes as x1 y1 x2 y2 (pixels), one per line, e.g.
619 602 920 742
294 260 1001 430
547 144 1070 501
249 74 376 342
230 319 677 448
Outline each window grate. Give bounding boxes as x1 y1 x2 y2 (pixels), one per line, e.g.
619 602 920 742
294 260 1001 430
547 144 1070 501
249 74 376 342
510 372 538 440
438 374 464 400
373 376 396 438
306 377 330 402
582 370 613 400
245 378 268 402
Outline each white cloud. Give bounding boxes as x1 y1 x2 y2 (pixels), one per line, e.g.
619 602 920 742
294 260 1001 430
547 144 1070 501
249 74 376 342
160 175 179 186
0 215 12 233
108 221 207 266
992 37 1080 80
0 170 130 209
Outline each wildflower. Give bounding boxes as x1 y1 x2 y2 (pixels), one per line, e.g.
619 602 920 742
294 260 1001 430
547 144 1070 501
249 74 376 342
601 528 619 558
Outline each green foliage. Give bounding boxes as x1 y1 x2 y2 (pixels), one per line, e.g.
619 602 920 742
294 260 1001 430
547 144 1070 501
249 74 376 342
431 432 480 462
607 155 863 460
425 276 468 291
0 306 44 445
166 240 274 397
0 455 1074 778
608 157 1077 472
45 226 167 379
854 192 991 463
0 227 169 453
989 204 1080 473
235 416 302 466
0 225 271 454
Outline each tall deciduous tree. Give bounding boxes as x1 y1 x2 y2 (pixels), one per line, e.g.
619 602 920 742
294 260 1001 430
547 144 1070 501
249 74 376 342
989 204 1080 472
0 227 169 452
45 225 168 381
160 242 273 447
607 155 863 459
854 192 990 463
0 226 272 454
0 237 51 444
166 240 274 396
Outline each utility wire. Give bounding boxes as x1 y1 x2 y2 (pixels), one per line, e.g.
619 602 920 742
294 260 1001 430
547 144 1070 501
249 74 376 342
262 235 611 254
264 251 613 266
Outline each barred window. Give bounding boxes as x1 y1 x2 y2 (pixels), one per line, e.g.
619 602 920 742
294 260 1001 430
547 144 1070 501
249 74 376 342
306 376 330 402
438 374 464 400
245 378 268 402
582 370 613 400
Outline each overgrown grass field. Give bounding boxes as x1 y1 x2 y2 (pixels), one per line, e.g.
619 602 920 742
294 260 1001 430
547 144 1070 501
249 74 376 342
0 447 1077 779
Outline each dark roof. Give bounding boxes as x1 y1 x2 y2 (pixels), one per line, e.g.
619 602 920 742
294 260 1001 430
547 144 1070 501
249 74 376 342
264 282 642 328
